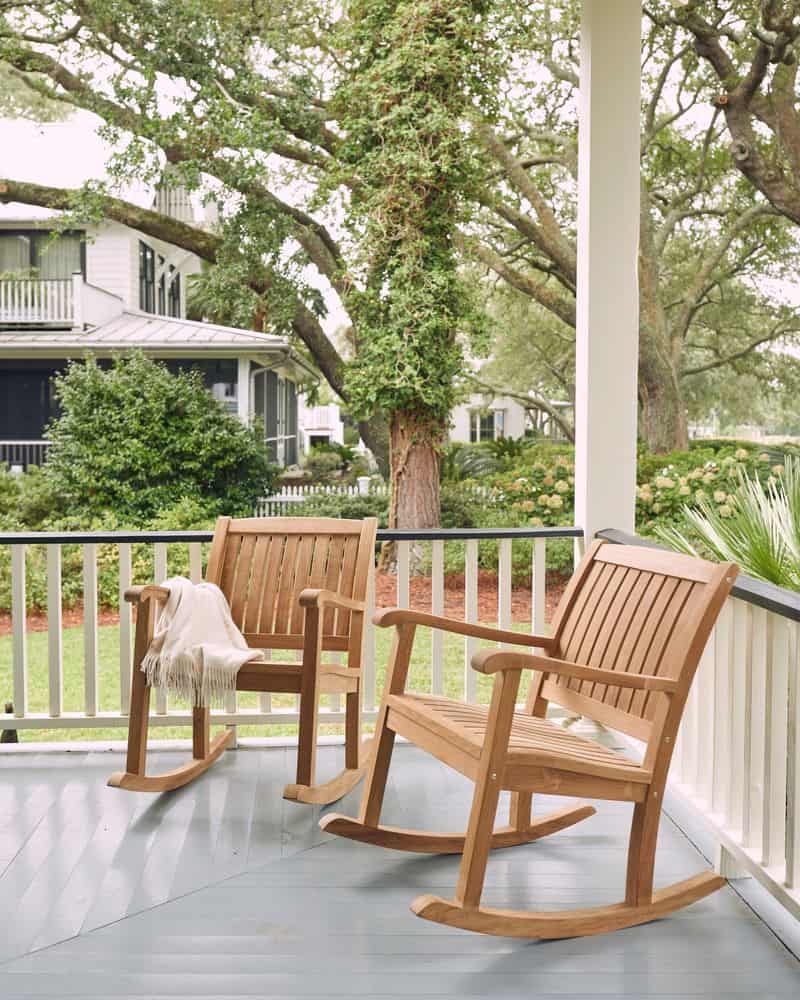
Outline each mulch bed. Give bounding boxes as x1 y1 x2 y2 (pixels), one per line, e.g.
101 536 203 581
0 571 566 635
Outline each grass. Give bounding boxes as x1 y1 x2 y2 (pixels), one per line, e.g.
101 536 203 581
0 622 535 743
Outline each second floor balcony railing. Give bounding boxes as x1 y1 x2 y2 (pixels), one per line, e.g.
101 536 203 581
0 277 75 326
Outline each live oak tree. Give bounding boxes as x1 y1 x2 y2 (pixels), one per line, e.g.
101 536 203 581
1 0 798 506
673 1 800 226
466 1 799 452
0 0 504 525
331 0 498 527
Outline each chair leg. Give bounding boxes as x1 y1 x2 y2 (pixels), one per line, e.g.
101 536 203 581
509 791 532 831
124 647 151 778
625 794 661 906
412 786 724 938
193 706 210 760
344 689 360 771
454 758 502 909
108 600 233 792
319 698 397 831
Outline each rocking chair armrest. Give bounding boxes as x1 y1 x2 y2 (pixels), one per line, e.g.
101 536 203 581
299 589 366 613
472 650 679 693
124 584 171 605
373 607 555 650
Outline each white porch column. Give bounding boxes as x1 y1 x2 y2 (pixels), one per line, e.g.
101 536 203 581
574 0 642 543
237 358 251 423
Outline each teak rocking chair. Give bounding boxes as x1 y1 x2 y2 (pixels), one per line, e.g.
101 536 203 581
109 515 378 804
323 539 738 938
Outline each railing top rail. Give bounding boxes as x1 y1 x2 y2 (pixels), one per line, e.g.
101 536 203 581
0 525 583 546
597 527 800 623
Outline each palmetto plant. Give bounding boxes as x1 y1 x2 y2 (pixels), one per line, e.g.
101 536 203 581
657 457 800 591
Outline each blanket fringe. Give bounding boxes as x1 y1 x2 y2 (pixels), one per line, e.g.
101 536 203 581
141 652 238 708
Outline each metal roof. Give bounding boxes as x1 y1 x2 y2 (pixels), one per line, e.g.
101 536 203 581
0 309 292 357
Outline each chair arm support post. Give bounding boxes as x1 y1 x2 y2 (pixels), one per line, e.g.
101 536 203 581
472 650 678 693
373 607 554 650
382 621 417 698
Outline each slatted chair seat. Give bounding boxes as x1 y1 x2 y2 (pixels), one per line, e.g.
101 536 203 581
109 515 378 803
387 693 651 789
323 539 739 939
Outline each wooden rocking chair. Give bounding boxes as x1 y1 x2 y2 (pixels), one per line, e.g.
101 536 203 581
109 515 378 804
322 539 738 938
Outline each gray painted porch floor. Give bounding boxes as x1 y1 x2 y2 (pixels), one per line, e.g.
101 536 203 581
1 739 799 998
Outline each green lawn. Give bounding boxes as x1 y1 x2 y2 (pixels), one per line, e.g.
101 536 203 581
0 622 534 743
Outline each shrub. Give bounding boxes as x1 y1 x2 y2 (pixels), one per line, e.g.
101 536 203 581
294 491 389 526
658 457 800 589
42 353 278 523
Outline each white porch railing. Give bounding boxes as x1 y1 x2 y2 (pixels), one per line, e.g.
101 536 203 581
0 440 51 470
0 278 74 325
0 526 578 733
4 524 800 924
599 528 800 923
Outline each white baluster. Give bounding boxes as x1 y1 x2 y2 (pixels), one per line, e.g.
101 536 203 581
154 543 168 714
464 539 478 704
431 540 444 696
11 545 27 717
498 538 512 639
712 600 733 823
786 620 800 889
397 540 410 609
47 545 63 717
363 558 376 713
730 599 752 840
119 543 132 715
188 541 203 583
83 543 98 716
762 612 789 870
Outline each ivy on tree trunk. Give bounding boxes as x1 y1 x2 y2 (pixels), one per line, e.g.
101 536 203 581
334 0 500 527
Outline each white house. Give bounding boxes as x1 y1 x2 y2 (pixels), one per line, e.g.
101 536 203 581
449 393 527 444
297 396 345 452
0 199 314 468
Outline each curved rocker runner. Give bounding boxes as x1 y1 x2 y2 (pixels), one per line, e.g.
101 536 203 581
322 541 738 939
109 515 378 805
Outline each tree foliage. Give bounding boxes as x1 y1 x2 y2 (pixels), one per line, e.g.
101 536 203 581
0 0 798 502
43 353 278 522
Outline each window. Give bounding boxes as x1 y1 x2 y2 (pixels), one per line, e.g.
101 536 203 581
168 268 181 317
469 409 505 442
154 257 181 318
252 368 299 466
139 242 156 313
0 231 82 278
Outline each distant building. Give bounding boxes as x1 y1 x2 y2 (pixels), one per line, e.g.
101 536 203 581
297 398 345 452
0 196 314 469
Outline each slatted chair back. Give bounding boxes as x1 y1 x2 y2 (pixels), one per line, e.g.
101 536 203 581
205 516 377 654
544 540 736 746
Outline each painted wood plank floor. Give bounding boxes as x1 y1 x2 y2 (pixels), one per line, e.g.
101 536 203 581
1 739 799 998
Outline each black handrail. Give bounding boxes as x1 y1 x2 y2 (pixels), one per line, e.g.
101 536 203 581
0 526 583 546
597 527 800 623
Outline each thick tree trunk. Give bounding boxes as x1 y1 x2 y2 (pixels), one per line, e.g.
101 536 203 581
638 207 688 454
388 409 441 529
639 361 687 453
358 414 390 478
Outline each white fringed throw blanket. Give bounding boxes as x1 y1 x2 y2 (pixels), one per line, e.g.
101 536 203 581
141 577 262 707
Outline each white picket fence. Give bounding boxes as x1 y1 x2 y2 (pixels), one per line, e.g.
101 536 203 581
255 481 497 516
256 480 385 515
